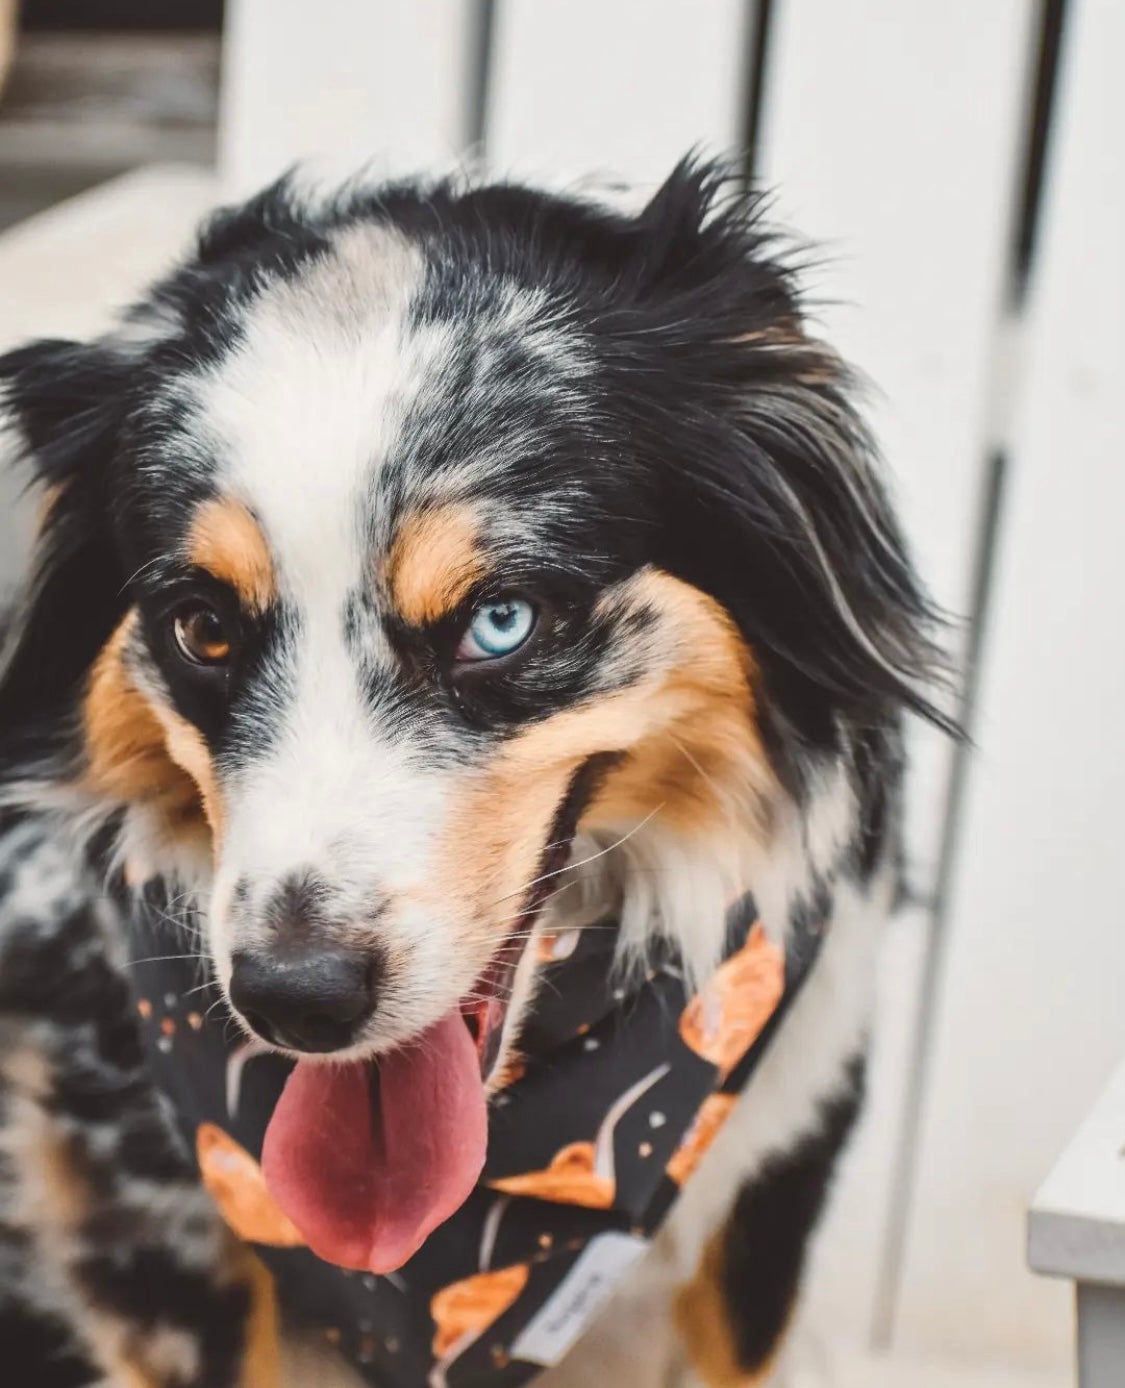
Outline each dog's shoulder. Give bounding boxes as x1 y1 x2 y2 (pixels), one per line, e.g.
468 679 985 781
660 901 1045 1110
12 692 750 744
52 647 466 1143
0 815 263 1384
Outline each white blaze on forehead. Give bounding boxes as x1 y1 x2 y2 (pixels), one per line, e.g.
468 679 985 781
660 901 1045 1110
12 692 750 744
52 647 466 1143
216 632 446 898
192 224 426 606
185 221 594 1037
189 225 467 1012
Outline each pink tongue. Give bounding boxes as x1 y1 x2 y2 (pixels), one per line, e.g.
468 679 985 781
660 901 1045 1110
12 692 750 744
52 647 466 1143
261 1011 487 1273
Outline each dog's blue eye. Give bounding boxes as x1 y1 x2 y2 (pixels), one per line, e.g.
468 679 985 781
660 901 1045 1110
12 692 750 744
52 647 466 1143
457 598 536 662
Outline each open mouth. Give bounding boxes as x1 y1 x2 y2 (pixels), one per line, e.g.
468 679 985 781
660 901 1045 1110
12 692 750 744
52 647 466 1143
459 931 528 1081
257 761 608 1275
459 833 573 1079
258 867 558 1275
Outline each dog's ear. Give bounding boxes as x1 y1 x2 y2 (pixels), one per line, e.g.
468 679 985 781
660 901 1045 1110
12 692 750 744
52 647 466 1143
620 158 953 752
0 336 135 771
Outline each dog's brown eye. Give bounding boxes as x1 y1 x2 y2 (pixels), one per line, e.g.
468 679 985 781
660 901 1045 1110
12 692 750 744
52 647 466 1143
172 604 232 666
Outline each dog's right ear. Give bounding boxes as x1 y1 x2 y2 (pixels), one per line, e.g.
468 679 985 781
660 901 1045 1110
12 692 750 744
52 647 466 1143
0 336 135 772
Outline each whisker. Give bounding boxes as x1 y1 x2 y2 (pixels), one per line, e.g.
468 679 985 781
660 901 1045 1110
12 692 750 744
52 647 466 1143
487 882 579 928
667 732 742 829
203 995 230 1024
178 977 220 1000
124 952 207 969
486 806 665 912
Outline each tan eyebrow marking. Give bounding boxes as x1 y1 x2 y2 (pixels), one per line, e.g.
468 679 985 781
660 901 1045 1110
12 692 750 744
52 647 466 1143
187 498 277 614
387 503 486 626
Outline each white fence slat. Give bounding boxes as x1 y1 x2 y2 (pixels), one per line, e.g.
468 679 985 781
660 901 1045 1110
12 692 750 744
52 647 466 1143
894 0 1125 1371
0 168 219 594
486 0 751 186
755 1 1035 1348
758 0 1036 887
219 0 475 195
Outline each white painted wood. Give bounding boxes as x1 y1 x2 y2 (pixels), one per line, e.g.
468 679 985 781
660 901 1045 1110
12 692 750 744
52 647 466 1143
1029 1056 1125 1287
753 2 1035 1348
757 0 1036 888
791 1347 1061 1388
757 0 1033 622
219 0 475 195
894 0 1125 1371
486 0 750 187
0 165 218 589
0 166 216 349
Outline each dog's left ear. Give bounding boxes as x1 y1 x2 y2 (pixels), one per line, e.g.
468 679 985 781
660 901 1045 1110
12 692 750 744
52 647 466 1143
619 158 953 751
0 336 136 771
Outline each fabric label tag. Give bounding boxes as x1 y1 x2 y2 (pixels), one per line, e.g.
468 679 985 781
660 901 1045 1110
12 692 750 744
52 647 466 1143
510 1232 649 1367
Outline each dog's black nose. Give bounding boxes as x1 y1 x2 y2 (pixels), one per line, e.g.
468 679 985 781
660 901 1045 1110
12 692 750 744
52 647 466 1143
229 946 376 1053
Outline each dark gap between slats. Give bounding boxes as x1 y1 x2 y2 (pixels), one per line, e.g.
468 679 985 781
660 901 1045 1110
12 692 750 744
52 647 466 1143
465 0 497 156
1011 0 1071 308
742 0 776 184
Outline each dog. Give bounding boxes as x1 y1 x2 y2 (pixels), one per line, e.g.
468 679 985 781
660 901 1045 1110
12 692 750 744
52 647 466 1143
0 157 948 1387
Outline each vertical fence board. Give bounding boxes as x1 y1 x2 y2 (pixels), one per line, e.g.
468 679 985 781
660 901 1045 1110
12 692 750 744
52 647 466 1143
755 1 1035 1351
758 0 1035 883
486 0 751 185
0 167 219 608
220 0 474 194
894 0 1125 1369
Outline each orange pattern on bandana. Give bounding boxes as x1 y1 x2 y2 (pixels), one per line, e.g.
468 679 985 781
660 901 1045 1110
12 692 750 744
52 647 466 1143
132 889 822 1388
196 1122 306 1248
679 923 784 1077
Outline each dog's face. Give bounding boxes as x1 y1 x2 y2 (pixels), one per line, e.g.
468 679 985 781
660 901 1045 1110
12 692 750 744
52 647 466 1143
0 162 939 1077
86 218 774 1066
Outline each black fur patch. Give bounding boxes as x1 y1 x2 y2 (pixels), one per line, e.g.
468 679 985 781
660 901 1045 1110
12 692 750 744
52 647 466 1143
0 1299 99 1387
78 1247 249 1385
722 1053 866 1373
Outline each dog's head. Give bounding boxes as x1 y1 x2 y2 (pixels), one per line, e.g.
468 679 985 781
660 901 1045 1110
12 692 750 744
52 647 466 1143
0 160 943 1268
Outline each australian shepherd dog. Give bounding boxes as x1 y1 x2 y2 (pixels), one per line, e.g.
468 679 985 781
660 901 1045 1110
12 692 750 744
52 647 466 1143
0 158 947 1386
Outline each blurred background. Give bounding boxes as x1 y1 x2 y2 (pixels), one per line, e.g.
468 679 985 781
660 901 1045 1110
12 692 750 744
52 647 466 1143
1 3 1122 1386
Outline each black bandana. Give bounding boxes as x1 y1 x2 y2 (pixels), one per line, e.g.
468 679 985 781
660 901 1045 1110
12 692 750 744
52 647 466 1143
131 894 823 1387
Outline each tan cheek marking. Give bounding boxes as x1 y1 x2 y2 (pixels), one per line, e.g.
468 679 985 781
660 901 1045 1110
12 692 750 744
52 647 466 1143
584 572 771 833
149 703 225 840
84 612 223 850
429 570 772 934
84 614 207 831
675 1230 784 1387
188 497 276 615
387 504 485 626
429 757 574 943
